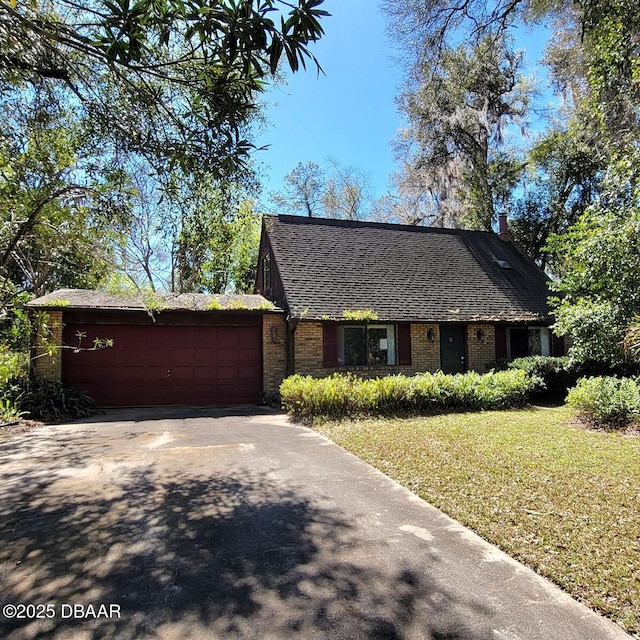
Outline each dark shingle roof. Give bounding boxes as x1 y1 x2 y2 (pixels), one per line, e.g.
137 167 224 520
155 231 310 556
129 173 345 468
28 289 279 312
264 215 553 323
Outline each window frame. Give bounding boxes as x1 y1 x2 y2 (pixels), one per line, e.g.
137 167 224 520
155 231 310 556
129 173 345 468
337 323 398 367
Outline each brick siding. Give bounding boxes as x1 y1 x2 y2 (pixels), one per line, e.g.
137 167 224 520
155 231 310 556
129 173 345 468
32 310 63 382
262 314 287 395
466 324 496 373
293 321 498 379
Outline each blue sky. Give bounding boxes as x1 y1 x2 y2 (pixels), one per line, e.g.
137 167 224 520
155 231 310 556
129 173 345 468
254 1 401 204
254 1 552 208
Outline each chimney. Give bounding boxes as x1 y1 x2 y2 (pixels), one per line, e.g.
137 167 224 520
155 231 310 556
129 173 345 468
498 213 511 241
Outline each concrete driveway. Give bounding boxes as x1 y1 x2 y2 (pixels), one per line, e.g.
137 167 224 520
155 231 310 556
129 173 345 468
0 407 631 640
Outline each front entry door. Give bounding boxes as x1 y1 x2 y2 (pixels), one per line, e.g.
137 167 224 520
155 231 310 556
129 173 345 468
440 324 466 374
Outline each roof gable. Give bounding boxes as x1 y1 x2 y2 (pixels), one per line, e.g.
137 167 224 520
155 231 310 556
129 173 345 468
262 215 553 323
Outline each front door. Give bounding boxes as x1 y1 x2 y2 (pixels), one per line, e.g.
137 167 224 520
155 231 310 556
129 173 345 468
440 324 466 374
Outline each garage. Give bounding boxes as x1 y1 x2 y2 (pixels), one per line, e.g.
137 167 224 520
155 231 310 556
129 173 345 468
62 323 262 406
28 289 285 407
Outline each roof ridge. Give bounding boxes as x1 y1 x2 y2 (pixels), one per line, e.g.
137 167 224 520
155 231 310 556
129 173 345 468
264 213 498 237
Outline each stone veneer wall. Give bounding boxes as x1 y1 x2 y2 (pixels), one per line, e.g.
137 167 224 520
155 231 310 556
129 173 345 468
32 310 64 382
262 314 287 395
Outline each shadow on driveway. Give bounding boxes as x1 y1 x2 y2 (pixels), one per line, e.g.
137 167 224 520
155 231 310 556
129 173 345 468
0 416 487 639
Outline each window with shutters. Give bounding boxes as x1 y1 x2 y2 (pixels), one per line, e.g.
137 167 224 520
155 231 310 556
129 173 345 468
337 324 397 366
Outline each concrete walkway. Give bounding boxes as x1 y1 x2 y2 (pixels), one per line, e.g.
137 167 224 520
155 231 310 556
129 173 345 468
0 407 632 639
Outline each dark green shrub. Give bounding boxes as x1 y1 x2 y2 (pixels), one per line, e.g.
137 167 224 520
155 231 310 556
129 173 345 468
1 345 96 422
280 370 540 419
20 379 96 422
566 376 640 429
507 356 580 399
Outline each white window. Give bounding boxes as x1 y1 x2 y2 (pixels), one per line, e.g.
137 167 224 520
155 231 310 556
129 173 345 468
337 324 397 366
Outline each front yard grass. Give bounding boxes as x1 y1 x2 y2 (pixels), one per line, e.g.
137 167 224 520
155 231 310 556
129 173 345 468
313 406 640 637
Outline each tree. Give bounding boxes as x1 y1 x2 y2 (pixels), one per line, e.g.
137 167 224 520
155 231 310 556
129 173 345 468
269 162 326 217
171 178 261 294
0 86 131 309
0 0 330 304
579 0 640 144
269 159 374 221
0 0 329 177
509 117 604 270
393 34 530 230
548 152 640 366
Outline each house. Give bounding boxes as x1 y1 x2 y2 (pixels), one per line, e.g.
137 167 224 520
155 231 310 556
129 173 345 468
28 214 562 406
255 214 563 381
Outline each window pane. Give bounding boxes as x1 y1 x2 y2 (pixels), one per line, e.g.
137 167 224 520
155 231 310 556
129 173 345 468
510 328 529 358
528 328 542 356
367 327 390 365
337 325 397 367
343 327 366 366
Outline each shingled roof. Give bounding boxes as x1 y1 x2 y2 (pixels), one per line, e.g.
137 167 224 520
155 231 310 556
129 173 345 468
28 289 278 313
263 215 553 323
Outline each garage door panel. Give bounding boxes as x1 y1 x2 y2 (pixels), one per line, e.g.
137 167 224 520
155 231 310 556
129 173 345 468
62 323 262 406
193 348 216 365
216 366 236 382
238 365 260 381
118 366 147 381
148 366 171 380
217 348 238 365
194 366 216 380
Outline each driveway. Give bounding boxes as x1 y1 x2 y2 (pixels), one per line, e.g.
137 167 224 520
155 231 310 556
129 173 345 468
0 407 631 640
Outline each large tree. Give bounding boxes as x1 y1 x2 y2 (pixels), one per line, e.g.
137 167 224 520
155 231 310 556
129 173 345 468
0 0 328 176
0 86 131 308
393 34 530 230
0 0 329 304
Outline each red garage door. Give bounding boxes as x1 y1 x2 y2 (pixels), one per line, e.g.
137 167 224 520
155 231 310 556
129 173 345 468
62 324 262 406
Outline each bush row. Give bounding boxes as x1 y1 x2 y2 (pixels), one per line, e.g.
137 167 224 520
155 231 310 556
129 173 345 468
566 376 640 429
280 369 540 419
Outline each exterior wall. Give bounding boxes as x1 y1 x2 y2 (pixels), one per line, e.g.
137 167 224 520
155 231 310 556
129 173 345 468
294 321 442 378
412 323 440 372
466 323 496 373
262 314 287 396
33 310 64 382
293 321 502 379
294 322 325 377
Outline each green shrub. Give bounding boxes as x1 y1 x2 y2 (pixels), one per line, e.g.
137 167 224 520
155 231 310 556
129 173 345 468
19 379 96 422
507 356 579 399
280 370 540 419
0 348 29 386
566 376 640 429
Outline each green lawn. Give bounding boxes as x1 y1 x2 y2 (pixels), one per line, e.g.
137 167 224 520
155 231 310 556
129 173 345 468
313 406 640 636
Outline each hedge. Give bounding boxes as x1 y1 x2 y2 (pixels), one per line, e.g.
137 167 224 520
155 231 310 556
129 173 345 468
280 370 541 419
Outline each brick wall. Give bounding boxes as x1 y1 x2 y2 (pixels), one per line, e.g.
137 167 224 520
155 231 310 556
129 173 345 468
466 323 495 373
294 322 325 376
262 314 287 395
33 310 63 382
292 321 499 379
294 321 443 378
